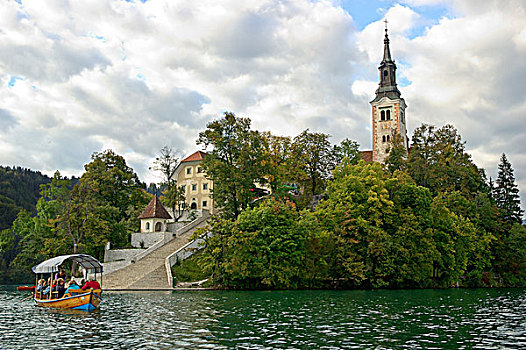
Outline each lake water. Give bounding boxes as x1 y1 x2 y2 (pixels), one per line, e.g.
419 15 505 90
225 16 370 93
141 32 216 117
1 286 525 349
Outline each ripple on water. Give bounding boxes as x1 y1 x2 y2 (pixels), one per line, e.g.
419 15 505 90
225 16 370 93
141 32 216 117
0 288 525 349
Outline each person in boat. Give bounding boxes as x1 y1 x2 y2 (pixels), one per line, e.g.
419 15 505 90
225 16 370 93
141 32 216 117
55 268 67 281
53 278 66 298
81 277 101 290
36 279 46 292
43 278 56 295
63 279 81 297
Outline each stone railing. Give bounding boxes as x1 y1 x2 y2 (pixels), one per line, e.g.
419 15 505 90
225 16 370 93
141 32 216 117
131 209 210 267
165 212 211 288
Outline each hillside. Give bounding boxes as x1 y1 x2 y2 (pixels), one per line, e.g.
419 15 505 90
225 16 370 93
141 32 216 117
0 166 51 231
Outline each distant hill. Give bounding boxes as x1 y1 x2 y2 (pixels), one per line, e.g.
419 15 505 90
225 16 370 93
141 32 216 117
0 166 51 231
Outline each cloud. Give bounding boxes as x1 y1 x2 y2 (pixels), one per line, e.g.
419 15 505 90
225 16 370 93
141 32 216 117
0 0 525 214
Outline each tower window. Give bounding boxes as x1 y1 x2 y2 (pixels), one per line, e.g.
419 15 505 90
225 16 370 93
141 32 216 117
386 110 391 120
387 135 390 142
381 110 385 121
382 135 386 143
384 70 388 76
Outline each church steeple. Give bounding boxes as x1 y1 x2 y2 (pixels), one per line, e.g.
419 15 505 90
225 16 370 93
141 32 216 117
382 21 393 63
372 20 401 102
369 20 408 164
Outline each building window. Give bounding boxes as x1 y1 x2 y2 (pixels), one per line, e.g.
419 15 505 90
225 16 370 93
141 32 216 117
197 167 203 173
181 184 186 191
386 110 391 120
401 111 405 124
190 202 197 210
382 135 386 143
186 167 192 175
203 183 208 190
387 135 390 142
381 110 385 121
202 200 207 207
145 222 150 230
155 222 162 232
191 184 197 191
384 70 388 76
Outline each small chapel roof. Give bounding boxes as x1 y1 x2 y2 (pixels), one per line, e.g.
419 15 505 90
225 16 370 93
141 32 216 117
138 195 172 220
181 151 207 163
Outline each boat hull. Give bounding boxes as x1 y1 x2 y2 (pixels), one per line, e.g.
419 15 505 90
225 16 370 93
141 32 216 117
34 289 102 311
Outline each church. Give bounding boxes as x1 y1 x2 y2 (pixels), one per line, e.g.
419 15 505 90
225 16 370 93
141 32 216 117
363 23 409 163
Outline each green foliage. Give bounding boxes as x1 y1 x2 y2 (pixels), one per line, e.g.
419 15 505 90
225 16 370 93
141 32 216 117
198 199 319 289
0 166 51 231
407 124 486 197
385 132 407 173
494 153 523 224
0 150 150 283
197 112 268 218
162 184 186 222
172 253 210 283
291 129 335 201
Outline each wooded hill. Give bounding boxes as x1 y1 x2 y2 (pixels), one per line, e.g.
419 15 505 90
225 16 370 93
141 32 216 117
0 166 51 231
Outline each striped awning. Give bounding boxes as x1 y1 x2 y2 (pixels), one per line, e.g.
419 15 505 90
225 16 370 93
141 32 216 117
32 254 103 274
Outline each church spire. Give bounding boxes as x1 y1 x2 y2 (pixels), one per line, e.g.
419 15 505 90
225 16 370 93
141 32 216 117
382 19 393 63
372 19 401 103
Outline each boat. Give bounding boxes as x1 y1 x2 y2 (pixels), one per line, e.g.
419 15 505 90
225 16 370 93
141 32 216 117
17 285 36 291
31 254 103 311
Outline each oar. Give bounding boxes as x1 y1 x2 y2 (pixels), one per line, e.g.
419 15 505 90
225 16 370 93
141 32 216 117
21 294 34 301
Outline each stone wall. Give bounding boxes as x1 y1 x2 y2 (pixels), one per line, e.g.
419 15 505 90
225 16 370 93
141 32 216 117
104 248 145 263
131 232 174 248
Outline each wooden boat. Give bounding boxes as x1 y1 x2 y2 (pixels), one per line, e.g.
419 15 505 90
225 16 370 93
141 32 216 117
34 289 102 311
17 285 36 291
32 254 104 311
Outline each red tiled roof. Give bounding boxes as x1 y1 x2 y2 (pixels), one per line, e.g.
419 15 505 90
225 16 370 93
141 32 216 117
138 195 172 219
181 151 207 163
360 150 373 163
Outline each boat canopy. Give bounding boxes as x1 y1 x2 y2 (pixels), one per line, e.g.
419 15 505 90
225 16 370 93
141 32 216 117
32 254 103 274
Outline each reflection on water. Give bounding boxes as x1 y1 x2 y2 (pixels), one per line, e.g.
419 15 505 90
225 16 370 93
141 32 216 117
1 286 525 349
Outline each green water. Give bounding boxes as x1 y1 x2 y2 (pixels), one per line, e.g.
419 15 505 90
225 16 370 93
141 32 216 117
1 287 525 349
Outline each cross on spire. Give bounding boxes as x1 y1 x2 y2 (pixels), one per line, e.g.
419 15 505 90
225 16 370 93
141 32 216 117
384 19 388 32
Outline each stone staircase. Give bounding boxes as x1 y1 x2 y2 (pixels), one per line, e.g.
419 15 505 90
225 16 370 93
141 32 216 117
103 219 209 290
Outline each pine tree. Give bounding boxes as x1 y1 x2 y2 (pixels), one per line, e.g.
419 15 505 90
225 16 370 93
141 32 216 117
495 153 523 224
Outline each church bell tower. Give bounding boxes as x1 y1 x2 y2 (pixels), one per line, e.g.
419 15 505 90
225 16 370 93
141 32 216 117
370 21 408 163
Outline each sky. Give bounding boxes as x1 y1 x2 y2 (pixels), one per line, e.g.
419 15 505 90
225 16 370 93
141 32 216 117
1 0 525 212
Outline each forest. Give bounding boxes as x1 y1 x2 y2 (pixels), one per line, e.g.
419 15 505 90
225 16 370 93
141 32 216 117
195 113 525 289
0 166 50 231
1 112 524 288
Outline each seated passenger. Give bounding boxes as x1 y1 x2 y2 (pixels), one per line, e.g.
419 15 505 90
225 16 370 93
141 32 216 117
81 277 101 290
53 278 65 298
63 280 80 297
36 279 46 292
43 278 56 295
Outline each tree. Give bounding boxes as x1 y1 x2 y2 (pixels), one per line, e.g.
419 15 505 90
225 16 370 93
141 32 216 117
261 132 294 196
407 124 485 197
385 132 407 173
494 153 523 224
291 129 335 207
150 146 180 188
162 184 186 222
198 199 312 289
333 138 361 166
197 112 267 218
